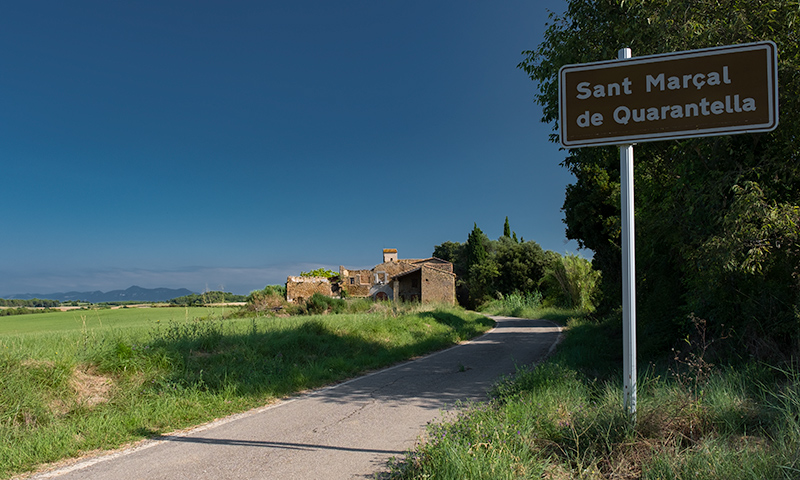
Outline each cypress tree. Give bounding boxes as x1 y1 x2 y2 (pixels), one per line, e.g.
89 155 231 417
466 223 488 268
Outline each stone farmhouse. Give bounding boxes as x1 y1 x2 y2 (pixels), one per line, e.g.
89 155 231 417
286 249 456 304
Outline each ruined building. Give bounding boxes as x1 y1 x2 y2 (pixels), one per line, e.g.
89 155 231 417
286 249 456 304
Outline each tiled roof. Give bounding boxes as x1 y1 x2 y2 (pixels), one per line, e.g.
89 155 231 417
391 264 456 279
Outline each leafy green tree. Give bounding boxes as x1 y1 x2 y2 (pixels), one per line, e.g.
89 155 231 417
0 298 61 308
433 241 467 277
300 268 336 278
169 291 246 305
467 260 500 308
494 236 547 296
433 240 470 305
465 224 489 268
435 221 555 308
503 216 511 238
520 0 800 357
464 224 496 307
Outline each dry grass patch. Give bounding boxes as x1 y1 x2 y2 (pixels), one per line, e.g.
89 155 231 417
48 365 115 418
70 365 113 408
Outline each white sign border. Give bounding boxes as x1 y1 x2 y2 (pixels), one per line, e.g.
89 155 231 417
558 41 779 148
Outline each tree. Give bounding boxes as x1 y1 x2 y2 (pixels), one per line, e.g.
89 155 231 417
435 220 555 309
520 0 800 358
464 224 496 307
300 268 336 278
433 240 467 278
465 223 489 268
503 216 511 238
433 240 470 306
494 236 547 296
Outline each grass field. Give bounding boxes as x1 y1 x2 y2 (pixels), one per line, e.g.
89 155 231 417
0 303 493 479
0 306 231 335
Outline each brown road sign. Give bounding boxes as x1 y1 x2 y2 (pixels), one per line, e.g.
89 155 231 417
559 42 778 147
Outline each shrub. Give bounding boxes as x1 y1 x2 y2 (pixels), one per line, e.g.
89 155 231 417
479 291 543 317
245 285 288 313
305 293 345 315
542 254 601 312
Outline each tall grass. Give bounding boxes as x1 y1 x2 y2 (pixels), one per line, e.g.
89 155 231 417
543 253 601 312
478 291 584 324
0 303 493 479
389 317 800 479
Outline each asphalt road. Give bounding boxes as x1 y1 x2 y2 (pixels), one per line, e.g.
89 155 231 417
30 316 562 480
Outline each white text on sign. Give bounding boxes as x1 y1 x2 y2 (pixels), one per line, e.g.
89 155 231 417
574 65 756 128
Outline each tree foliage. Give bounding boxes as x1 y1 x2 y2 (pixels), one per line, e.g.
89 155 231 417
433 218 589 310
464 224 496 306
0 298 61 308
542 253 602 311
0 307 59 317
169 291 247 305
520 0 800 358
300 268 337 278
244 285 289 313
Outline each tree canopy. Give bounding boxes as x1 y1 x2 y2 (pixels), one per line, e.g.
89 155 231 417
168 291 247 305
520 0 800 358
299 268 337 278
433 218 596 310
0 298 61 308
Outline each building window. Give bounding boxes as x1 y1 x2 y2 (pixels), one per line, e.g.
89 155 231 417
349 277 355 285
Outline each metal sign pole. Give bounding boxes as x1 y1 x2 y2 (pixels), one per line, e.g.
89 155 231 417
618 47 637 420
560 42 778 422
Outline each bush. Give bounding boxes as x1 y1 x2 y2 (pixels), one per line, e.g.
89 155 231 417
304 293 345 315
542 254 601 312
479 291 543 317
245 285 288 313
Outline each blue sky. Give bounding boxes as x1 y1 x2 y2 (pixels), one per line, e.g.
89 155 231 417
0 0 580 296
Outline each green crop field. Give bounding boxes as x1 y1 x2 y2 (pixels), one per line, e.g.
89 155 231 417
0 306 231 336
0 306 238 368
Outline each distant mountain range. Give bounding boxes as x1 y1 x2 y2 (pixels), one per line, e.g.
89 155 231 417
3 286 196 303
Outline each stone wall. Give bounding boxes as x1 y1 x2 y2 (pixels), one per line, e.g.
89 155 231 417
286 276 333 303
420 266 456 305
393 269 422 302
340 269 372 297
423 259 454 273
326 251 457 304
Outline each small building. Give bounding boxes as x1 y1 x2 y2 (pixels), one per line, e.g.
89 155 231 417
285 276 335 304
286 249 456 304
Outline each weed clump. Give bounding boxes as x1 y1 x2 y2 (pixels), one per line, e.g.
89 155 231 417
304 293 346 315
244 285 288 314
